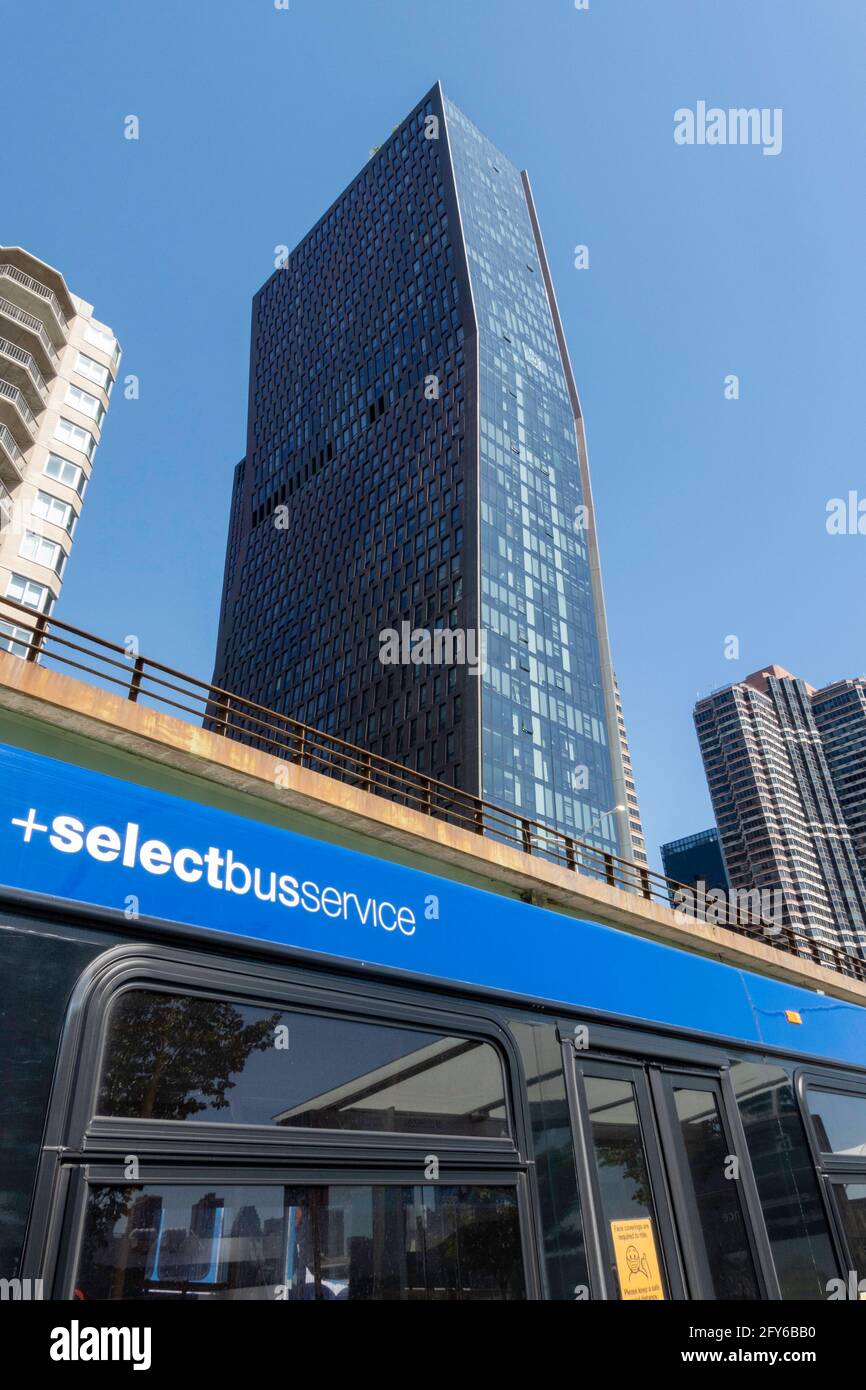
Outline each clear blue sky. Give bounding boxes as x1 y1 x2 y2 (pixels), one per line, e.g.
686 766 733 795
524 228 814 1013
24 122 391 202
4 0 864 871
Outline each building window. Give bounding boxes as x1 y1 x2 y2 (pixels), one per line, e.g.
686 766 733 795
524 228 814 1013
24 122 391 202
20 529 65 575
64 382 105 426
0 620 32 658
32 490 74 533
5 572 51 611
75 351 111 390
44 452 86 495
84 322 118 363
54 417 96 459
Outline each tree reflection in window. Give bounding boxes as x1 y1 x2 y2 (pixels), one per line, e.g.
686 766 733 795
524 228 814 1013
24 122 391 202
96 990 509 1138
98 992 280 1121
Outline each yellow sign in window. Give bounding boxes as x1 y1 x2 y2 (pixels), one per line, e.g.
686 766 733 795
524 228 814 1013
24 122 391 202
610 1218 665 1300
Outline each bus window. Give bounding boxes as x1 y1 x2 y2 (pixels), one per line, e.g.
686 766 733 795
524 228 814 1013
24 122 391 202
733 1063 839 1299
807 1088 866 1158
72 1182 526 1301
582 1069 671 1300
662 1080 760 1300
831 1183 866 1277
97 990 509 1139
801 1078 866 1288
510 1019 590 1301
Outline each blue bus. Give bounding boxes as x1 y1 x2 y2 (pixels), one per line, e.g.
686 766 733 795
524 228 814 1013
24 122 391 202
2 735 866 1303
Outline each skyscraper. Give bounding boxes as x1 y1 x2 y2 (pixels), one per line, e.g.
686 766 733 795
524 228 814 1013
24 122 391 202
614 674 647 866
811 677 866 882
660 827 730 898
212 84 634 858
694 665 866 956
0 247 120 654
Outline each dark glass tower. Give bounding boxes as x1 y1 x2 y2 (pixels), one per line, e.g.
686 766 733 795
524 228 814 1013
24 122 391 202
211 83 630 857
660 828 730 897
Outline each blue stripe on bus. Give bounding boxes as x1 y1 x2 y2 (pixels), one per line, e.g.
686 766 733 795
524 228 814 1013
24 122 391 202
0 741 864 1069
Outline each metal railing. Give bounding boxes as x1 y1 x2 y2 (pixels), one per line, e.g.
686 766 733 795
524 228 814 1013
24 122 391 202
1 592 865 986
0 376 36 431
0 422 24 478
0 335 48 399
0 293 57 363
0 263 69 332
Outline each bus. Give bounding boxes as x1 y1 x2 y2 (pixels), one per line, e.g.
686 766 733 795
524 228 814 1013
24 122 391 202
2 629 866 1303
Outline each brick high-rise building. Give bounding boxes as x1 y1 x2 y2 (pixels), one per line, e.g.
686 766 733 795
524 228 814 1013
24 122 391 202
0 247 119 653
695 666 866 957
811 677 866 883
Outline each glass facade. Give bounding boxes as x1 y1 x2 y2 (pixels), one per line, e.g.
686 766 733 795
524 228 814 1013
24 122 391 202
212 84 624 851
660 827 730 896
444 98 620 850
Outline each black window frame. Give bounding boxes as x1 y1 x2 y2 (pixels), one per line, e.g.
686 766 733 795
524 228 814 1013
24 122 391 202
561 1027 781 1300
52 1163 535 1303
798 1070 866 1175
568 1055 687 1300
796 1067 866 1284
22 942 541 1300
649 1067 771 1300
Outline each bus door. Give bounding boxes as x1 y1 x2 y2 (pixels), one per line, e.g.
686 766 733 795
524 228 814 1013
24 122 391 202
569 1053 776 1300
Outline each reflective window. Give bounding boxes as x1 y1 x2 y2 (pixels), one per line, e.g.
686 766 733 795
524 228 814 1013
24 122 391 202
511 1021 588 1300
444 97 620 855
807 1088 866 1158
585 1075 667 1299
733 1062 839 1299
671 1086 760 1299
97 991 509 1139
74 1183 525 1301
835 1184 866 1274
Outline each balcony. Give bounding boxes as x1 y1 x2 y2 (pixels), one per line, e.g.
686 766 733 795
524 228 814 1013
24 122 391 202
0 376 36 448
0 335 48 412
0 477 12 531
0 293 57 372
0 421 24 485
0 263 69 350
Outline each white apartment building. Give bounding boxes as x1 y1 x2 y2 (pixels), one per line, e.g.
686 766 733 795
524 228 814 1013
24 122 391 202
0 246 119 653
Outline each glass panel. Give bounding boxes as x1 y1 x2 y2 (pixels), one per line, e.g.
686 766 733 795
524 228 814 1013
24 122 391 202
97 991 508 1139
807 1088 866 1157
585 1075 666 1299
671 1086 760 1299
74 1183 525 1301
510 1021 589 1299
835 1184 866 1274
0 923 116 1282
732 1062 838 1299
